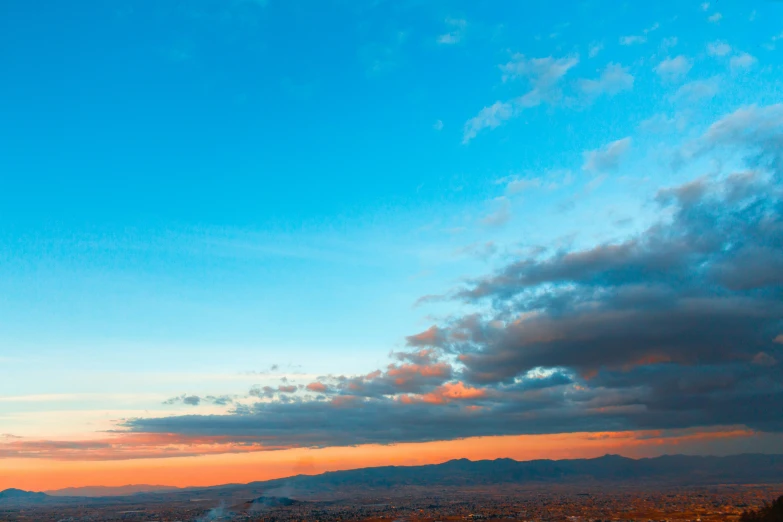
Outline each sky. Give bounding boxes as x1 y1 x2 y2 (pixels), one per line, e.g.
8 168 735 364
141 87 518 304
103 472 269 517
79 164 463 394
1 0 783 491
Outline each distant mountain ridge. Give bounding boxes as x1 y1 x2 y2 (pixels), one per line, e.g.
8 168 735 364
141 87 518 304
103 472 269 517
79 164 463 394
238 453 783 492
45 484 181 497
4 454 783 506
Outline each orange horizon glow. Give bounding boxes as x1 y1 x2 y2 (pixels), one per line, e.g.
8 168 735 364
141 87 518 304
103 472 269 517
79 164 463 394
1 426 774 492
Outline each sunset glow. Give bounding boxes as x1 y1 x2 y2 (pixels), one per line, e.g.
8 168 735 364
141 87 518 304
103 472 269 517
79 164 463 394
2 427 774 491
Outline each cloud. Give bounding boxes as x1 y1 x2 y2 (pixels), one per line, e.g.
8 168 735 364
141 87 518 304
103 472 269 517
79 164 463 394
707 41 731 57
696 104 783 156
444 175 782 432
588 42 603 58
620 35 646 46
620 24 658 46
453 241 498 260
579 63 634 98
361 31 408 76
766 32 783 51
480 197 512 227
583 137 632 173
708 12 723 23
437 17 467 45
248 384 300 399
730 52 757 72
620 23 660 45
753 352 778 367
660 37 678 51
407 326 446 348
654 56 693 82
306 382 328 393
437 34 460 45
676 104 783 176
499 170 572 196
0 433 289 461
122 169 781 451
506 177 543 194
433 119 444 131
463 102 514 143
671 77 720 104
500 54 579 87
163 394 234 406
463 55 578 142
34 108 779 458
639 113 688 134
399 381 486 405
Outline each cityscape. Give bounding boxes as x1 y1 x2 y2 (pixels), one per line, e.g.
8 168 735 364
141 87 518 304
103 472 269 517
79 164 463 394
1 482 781 521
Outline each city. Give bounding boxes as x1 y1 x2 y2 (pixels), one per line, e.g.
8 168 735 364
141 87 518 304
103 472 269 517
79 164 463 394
2 484 781 521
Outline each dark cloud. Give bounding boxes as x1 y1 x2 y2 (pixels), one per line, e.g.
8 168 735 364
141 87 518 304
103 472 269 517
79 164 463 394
247 384 303 398
125 107 783 452
128 395 612 448
163 394 234 406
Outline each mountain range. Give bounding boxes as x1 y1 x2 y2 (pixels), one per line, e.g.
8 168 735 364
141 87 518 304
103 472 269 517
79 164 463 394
44 484 181 497
4 453 782 506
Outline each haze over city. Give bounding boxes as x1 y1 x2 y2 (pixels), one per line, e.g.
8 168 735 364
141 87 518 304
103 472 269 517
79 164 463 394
1 1 782 518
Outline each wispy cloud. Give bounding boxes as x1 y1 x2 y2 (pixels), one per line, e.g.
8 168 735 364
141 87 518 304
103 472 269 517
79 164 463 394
463 54 578 142
480 197 512 227
500 54 580 87
707 41 732 57
730 52 757 72
579 63 634 99
588 42 604 58
437 17 467 45
501 170 573 195
361 31 408 76
660 37 678 51
619 22 658 46
654 55 693 82
671 77 720 103
463 101 514 143
620 35 647 46
583 137 632 173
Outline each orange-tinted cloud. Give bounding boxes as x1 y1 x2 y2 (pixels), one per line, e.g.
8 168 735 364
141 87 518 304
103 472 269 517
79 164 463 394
387 362 452 382
306 382 327 393
399 381 487 404
0 433 289 461
405 326 444 347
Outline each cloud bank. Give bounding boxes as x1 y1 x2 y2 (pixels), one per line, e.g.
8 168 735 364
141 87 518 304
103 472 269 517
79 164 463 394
5 106 782 460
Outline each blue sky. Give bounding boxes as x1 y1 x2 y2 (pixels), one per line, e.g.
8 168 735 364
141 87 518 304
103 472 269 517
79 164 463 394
1 0 783 463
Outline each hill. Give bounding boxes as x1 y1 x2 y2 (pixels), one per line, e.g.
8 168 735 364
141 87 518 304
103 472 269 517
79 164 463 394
0 488 48 504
